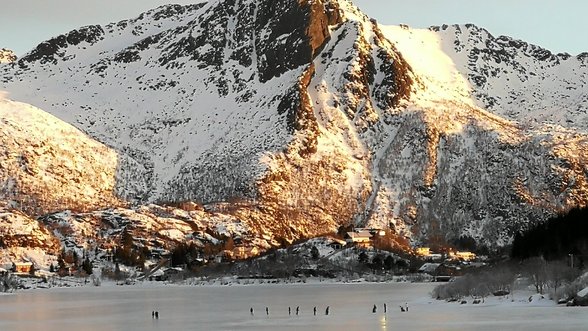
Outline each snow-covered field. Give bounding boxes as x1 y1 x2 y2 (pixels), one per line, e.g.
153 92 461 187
0 282 585 330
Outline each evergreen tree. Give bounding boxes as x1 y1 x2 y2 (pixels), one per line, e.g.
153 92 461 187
384 255 395 270
114 262 121 279
511 207 588 262
57 256 66 272
72 251 79 266
358 251 369 264
311 246 320 260
82 257 93 275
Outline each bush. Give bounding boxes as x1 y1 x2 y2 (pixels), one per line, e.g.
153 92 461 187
433 264 515 300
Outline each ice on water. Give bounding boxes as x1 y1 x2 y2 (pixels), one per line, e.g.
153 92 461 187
0 282 585 331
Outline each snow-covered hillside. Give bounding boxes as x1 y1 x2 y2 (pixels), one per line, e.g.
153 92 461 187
361 24 588 245
0 207 61 267
0 94 121 214
1 0 587 251
411 24 587 130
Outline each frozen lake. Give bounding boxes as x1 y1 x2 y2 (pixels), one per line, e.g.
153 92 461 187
0 282 586 330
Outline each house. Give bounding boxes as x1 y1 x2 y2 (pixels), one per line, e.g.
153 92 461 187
148 268 166 281
150 267 185 281
345 230 373 248
368 229 386 237
415 247 431 256
215 250 234 263
327 238 346 250
233 246 259 260
418 263 460 281
449 251 476 261
415 247 443 261
163 267 184 280
14 262 33 274
34 269 55 279
426 253 444 261
418 263 441 274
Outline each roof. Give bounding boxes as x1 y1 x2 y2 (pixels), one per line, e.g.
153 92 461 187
328 238 347 245
150 269 165 277
418 263 441 273
35 270 54 277
346 230 372 239
15 262 33 266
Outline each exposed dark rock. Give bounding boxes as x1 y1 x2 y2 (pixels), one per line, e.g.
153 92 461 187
21 35 68 64
114 50 141 63
21 25 104 64
371 22 415 109
65 25 104 46
577 52 588 62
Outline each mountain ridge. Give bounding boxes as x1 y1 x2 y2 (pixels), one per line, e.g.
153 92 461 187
1 0 587 266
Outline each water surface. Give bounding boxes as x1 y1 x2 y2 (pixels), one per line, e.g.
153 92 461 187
0 282 585 330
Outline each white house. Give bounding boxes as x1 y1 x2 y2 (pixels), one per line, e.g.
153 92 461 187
345 230 373 247
449 251 476 261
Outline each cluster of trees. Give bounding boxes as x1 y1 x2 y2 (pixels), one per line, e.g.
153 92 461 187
511 207 588 264
112 230 149 267
170 242 204 268
435 207 588 302
433 264 515 301
433 258 579 301
53 249 93 276
357 251 409 274
0 273 19 292
521 257 579 296
238 249 309 279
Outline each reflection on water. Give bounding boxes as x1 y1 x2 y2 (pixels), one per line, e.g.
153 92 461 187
0 283 585 331
380 314 387 330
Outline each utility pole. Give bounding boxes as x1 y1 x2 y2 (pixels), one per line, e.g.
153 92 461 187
569 253 574 269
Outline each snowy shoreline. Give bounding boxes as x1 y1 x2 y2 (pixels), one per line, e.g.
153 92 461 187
13 274 562 309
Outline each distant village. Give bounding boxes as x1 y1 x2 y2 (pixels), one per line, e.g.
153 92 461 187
0 227 487 288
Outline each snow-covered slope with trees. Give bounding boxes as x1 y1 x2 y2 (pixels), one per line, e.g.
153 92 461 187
1 0 587 253
0 94 121 214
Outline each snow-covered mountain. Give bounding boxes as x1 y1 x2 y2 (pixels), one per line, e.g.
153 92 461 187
1 0 587 254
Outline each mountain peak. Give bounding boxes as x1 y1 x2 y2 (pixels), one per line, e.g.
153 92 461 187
0 48 16 64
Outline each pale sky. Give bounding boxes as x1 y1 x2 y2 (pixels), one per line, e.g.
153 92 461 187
0 0 586 56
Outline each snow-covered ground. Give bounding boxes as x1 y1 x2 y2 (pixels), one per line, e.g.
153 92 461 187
0 282 585 331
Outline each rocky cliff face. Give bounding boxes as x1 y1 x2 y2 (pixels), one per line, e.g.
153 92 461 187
1 0 587 258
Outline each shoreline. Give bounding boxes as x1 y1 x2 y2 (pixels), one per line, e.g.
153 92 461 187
11 274 564 309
